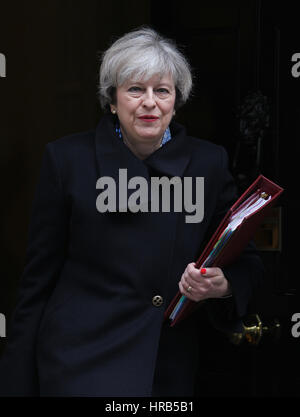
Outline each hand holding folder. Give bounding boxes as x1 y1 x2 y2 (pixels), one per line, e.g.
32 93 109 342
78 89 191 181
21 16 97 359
165 175 284 326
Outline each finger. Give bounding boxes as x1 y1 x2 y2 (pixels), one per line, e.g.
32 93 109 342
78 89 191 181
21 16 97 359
200 267 222 278
185 264 202 281
186 262 196 274
181 275 194 292
182 271 211 295
183 268 209 289
179 281 196 300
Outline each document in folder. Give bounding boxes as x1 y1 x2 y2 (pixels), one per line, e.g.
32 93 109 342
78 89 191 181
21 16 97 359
165 174 284 326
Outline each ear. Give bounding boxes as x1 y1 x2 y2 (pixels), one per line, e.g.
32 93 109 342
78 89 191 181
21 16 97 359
110 106 117 114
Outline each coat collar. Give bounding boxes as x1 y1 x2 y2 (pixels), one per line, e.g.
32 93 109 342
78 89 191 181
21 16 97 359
95 113 191 180
94 114 191 211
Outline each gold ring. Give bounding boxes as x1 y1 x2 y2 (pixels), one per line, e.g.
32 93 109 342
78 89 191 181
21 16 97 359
187 285 192 292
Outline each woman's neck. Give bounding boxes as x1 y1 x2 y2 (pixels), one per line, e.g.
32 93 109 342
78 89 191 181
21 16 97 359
121 130 162 160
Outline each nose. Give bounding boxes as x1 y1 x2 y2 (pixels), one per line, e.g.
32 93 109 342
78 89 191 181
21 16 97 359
142 88 156 108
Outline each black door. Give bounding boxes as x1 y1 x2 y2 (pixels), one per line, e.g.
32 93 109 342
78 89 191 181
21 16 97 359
151 0 299 397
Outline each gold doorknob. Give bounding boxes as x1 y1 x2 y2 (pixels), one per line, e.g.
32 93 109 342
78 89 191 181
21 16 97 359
228 314 281 346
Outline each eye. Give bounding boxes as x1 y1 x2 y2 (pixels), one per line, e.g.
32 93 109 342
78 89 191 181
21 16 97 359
156 88 170 94
128 86 142 93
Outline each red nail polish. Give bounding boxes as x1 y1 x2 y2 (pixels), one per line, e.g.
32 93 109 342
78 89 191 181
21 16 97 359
201 268 206 275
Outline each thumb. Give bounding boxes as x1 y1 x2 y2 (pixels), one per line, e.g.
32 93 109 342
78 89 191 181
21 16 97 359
200 267 220 277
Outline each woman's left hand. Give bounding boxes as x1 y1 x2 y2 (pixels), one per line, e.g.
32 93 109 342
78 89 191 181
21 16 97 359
178 263 232 302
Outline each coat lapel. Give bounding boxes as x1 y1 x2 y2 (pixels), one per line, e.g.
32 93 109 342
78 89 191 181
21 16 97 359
94 114 192 212
143 121 191 178
95 115 150 211
95 114 150 179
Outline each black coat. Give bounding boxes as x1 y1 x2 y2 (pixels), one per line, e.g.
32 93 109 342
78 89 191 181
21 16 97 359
0 114 263 396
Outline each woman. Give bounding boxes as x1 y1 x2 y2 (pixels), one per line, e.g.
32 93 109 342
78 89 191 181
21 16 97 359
0 27 263 396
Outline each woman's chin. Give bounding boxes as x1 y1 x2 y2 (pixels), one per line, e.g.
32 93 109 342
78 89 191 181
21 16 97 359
136 130 163 143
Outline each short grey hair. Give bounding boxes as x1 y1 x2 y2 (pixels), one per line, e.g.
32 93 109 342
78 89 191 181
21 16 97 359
98 27 193 110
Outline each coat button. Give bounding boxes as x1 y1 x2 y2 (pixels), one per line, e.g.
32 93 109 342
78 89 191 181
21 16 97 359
152 295 163 307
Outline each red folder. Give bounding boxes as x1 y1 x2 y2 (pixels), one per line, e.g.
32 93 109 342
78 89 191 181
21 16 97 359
165 174 284 326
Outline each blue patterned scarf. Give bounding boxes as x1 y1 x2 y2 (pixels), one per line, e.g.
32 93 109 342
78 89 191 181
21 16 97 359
115 121 171 147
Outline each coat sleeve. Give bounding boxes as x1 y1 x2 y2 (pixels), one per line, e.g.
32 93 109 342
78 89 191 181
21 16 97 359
203 146 264 333
0 143 69 396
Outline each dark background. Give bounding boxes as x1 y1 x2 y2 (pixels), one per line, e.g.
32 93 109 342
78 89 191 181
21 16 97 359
0 0 299 397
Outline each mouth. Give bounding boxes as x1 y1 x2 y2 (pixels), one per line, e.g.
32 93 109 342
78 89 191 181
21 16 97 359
138 115 159 122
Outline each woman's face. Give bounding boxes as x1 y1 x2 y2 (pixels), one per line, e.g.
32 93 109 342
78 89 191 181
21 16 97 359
111 73 176 153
